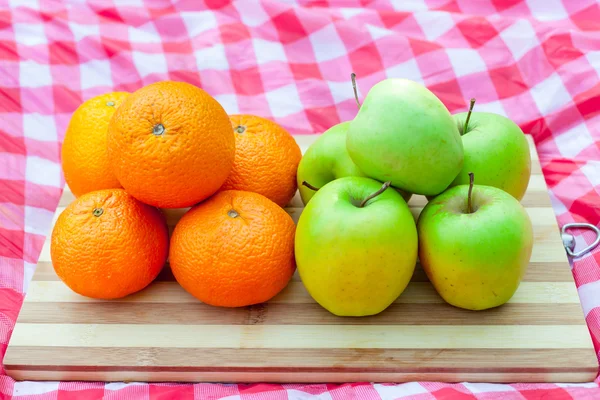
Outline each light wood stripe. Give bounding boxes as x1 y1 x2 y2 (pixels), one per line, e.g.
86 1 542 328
23 281 582 304
9 324 594 349
15 302 587 326
31 261 574 283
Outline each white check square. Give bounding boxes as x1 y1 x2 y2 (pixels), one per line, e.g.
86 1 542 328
80 59 113 89
19 60 52 88
194 44 229 71
23 113 57 142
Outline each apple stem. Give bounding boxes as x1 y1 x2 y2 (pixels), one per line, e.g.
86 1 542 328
302 181 320 191
359 181 391 208
351 72 361 109
467 172 474 214
463 98 476 134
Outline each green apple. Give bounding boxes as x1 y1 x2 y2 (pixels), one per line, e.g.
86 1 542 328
417 174 533 310
297 122 411 205
297 122 366 205
346 78 463 196
295 176 418 316
450 99 531 200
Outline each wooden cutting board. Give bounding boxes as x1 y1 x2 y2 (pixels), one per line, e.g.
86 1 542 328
5 135 598 383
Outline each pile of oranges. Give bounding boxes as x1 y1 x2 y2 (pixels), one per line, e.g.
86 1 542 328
52 81 302 307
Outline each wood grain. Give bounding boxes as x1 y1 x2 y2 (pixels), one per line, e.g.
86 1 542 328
21 281 582 304
8 324 593 349
4 134 598 383
14 303 589 325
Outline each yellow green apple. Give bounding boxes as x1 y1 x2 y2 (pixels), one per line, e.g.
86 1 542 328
417 174 533 310
295 176 417 316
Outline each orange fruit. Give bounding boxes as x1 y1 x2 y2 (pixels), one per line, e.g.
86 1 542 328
221 115 302 207
50 189 169 299
107 81 235 208
169 190 296 307
61 92 129 197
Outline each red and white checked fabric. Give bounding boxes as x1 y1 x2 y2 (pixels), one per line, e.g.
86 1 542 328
1 0 600 398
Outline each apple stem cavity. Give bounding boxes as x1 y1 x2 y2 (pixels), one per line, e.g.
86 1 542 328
359 181 391 208
467 172 474 214
302 181 320 191
463 98 476 134
351 72 361 109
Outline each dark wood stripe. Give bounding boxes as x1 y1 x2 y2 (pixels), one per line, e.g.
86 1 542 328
32 262 574 283
5 347 597 373
16 302 586 326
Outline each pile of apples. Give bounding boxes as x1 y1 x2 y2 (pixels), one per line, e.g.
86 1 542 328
294 76 534 316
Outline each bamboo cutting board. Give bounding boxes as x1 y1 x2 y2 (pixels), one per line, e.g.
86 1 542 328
4 135 598 383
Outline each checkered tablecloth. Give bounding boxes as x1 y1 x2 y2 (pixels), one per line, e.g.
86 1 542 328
1 0 600 399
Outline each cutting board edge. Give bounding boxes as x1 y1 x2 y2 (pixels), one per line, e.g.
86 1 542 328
5 344 599 383
5 369 599 384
